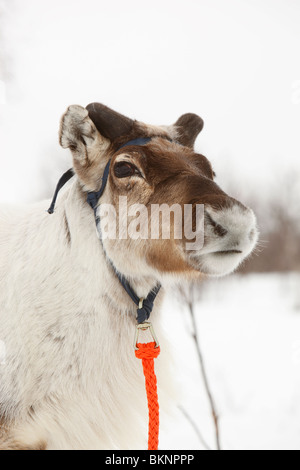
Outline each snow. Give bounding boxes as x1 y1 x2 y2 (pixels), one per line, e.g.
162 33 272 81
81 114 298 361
159 273 300 450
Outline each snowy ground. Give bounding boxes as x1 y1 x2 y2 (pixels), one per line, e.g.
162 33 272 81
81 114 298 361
159 273 300 451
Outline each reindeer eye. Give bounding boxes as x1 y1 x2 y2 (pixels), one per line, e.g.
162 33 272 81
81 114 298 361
114 161 141 178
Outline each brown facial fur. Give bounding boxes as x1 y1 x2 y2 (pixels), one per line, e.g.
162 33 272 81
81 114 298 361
106 138 236 275
60 103 250 277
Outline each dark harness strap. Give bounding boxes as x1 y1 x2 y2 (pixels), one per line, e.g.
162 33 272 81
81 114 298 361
86 159 111 229
47 169 74 214
112 268 161 324
118 137 152 150
48 136 161 324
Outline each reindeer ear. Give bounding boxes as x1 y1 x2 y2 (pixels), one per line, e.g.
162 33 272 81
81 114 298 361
86 103 134 141
174 113 204 148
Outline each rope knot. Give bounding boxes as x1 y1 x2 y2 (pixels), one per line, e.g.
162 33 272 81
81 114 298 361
135 342 161 360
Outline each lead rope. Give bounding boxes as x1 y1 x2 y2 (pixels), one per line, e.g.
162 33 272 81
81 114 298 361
135 342 160 450
134 322 160 450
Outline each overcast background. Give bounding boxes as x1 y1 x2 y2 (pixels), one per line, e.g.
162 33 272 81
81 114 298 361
0 0 299 450
0 0 300 203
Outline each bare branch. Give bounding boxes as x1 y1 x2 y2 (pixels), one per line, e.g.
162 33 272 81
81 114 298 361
175 282 222 450
178 405 211 451
186 297 221 450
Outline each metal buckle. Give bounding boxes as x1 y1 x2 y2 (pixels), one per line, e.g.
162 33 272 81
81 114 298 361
134 321 160 351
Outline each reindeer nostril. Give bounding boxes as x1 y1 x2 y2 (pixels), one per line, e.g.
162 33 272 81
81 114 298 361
205 212 228 237
213 223 228 237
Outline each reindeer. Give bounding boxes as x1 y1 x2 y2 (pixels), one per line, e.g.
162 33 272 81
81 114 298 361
0 103 258 450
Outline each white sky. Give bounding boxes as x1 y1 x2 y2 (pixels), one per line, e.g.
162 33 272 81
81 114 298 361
0 0 299 203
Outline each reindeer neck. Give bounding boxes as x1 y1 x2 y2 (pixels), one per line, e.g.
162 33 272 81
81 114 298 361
63 181 162 323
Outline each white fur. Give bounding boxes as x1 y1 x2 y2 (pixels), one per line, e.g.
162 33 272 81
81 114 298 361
0 184 175 450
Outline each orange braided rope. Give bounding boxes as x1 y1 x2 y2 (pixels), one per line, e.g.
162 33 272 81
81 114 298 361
135 341 161 450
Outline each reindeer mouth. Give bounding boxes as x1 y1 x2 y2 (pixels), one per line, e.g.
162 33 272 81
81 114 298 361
188 247 247 277
213 250 243 255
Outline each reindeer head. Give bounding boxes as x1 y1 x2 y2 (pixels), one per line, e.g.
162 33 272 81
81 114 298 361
59 104 258 280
